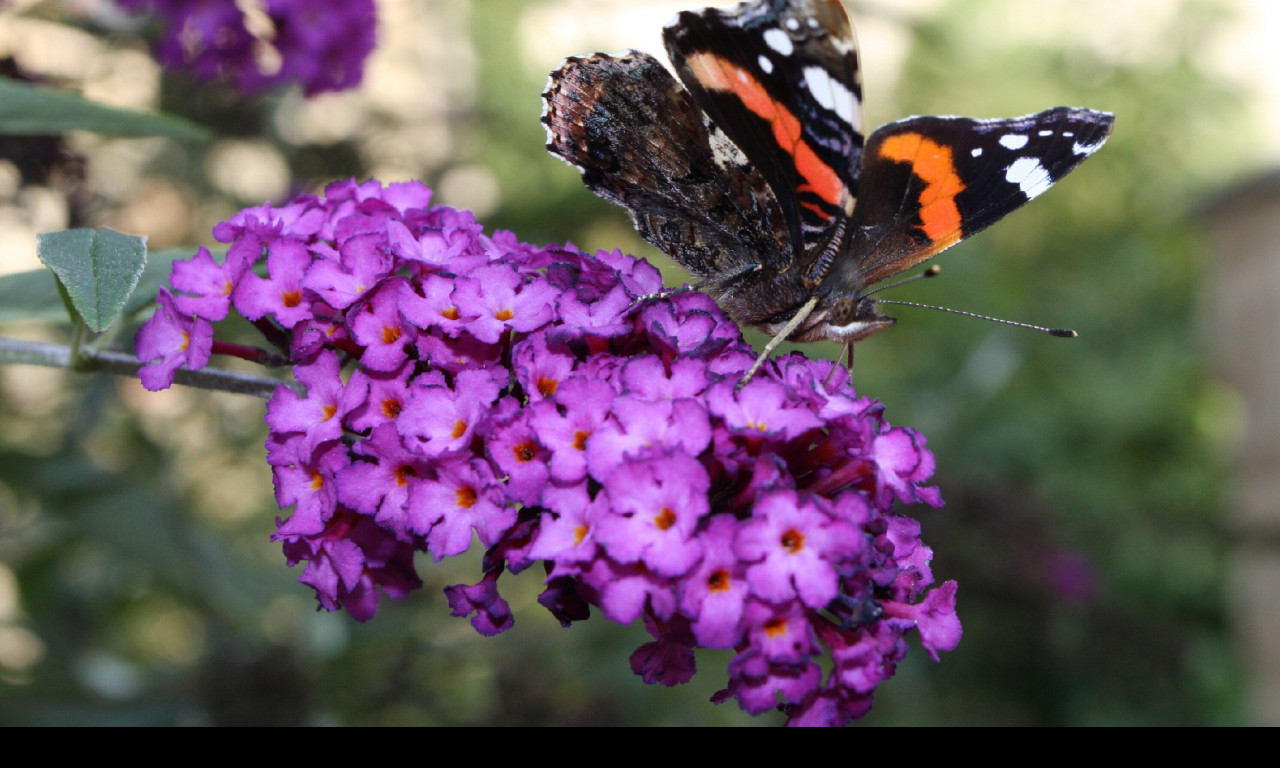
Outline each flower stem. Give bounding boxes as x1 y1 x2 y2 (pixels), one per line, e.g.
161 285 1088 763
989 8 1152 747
0 335 299 398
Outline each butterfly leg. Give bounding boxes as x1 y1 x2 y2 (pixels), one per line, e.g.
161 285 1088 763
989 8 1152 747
822 342 854 387
737 295 821 391
702 261 764 298
630 284 689 309
629 261 763 308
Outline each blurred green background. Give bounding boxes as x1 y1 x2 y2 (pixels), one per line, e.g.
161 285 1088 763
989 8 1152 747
0 0 1273 725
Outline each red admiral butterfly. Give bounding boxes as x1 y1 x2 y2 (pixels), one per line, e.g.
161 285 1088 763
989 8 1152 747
542 0 1113 378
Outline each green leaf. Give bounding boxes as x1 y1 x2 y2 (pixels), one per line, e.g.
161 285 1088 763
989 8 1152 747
37 228 148 333
0 268 66 323
0 246 209 326
0 78 209 141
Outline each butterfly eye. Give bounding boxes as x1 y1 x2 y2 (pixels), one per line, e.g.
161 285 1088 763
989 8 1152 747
829 297 858 327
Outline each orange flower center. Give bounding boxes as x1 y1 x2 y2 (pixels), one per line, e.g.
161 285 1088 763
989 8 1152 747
394 465 416 486
780 528 805 554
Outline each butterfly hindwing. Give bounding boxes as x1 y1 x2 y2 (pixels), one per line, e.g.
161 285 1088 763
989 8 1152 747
542 51 790 281
839 107 1115 288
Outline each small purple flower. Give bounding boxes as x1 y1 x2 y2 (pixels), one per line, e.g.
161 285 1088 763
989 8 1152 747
413 457 514 559
270 439 350 538
347 278 414 371
678 514 750 648
586 396 711 477
135 287 214 391
511 332 577 401
279 509 422 622
397 367 505 457
578 555 676 626
399 273 478 337
883 580 962 661
708 377 824 441
529 484 606 567
264 350 350 452
736 490 862 609
344 362 413 433
302 232 392 311
169 244 251 321
453 264 557 344
337 423 426 521
486 410 551 507
631 613 697 686
232 238 315 327
595 454 708 577
526 377 615 484
445 572 514 636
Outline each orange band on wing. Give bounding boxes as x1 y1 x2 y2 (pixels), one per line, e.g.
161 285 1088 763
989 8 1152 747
877 132 965 246
685 52 843 213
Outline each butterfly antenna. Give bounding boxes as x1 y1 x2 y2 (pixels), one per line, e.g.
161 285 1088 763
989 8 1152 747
877 299 1077 337
866 265 941 296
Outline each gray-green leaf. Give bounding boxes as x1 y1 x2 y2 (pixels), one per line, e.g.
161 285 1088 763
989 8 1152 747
37 228 148 333
0 78 209 141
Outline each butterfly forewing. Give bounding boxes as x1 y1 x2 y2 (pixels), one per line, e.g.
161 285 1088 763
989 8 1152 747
664 0 864 267
837 107 1115 289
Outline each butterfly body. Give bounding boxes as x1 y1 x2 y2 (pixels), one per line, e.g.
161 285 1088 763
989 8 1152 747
542 0 1113 354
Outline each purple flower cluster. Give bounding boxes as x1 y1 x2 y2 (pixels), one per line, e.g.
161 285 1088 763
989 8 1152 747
116 0 375 96
135 179 960 725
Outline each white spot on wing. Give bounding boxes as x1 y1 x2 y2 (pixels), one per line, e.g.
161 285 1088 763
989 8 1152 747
829 33 855 54
971 148 983 157
763 28 793 56
785 16 801 31
707 124 749 170
1038 130 1053 136
803 66 860 125
1063 131 1075 138
1073 140 1103 156
1005 157 1052 199
999 134 1029 150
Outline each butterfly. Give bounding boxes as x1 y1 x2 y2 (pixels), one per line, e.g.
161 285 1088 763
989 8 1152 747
542 0 1113 380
